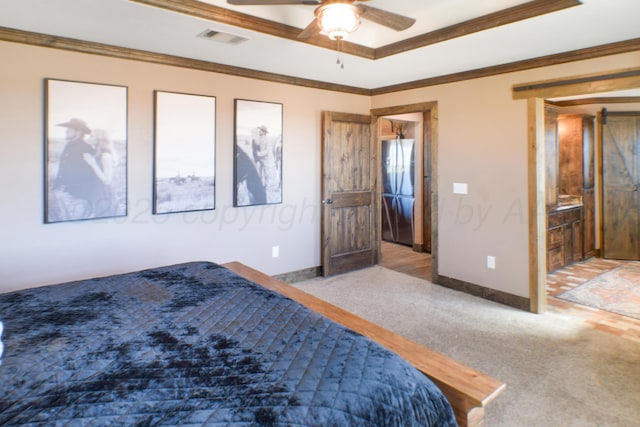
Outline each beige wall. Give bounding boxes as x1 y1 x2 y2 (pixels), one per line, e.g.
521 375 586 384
0 41 369 292
372 51 640 298
1 39 638 301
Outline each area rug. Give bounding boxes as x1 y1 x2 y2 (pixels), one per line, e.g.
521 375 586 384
557 264 640 320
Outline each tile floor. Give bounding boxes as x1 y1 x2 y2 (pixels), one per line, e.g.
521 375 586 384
547 257 640 343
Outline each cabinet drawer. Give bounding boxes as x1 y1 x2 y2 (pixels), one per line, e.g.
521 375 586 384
548 226 563 248
548 207 581 227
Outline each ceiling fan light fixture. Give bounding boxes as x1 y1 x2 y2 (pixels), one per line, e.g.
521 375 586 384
316 3 360 40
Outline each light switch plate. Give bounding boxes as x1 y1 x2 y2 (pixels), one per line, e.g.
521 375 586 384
453 182 468 194
487 256 496 269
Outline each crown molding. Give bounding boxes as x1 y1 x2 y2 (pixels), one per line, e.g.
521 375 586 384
1 26 638 97
131 0 375 59
131 0 581 60
0 26 371 96
375 0 581 59
375 38 640 96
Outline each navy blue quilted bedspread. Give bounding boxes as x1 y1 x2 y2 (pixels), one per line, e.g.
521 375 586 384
0 262 456 426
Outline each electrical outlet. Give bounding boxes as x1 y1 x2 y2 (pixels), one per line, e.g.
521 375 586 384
272 246 279 258
487 256 496 269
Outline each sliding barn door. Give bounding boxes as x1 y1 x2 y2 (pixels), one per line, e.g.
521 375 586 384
602 113 640 260
321 111 377 276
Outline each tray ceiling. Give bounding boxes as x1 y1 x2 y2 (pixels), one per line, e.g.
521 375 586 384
1 0 639 91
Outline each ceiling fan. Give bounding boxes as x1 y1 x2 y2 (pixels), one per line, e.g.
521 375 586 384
226 0 416 40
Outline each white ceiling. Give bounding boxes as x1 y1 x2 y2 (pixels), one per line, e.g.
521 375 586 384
1 0 639 90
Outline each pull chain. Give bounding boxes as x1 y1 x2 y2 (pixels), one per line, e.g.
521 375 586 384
336 37 345 69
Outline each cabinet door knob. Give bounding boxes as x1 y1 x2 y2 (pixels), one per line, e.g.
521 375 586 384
322 199 333 205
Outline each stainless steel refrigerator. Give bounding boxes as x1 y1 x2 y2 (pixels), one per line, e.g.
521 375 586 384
381 138 415 246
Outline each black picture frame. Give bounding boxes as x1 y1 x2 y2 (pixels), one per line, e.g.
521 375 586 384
44 79 128 223
153 91 216 214
233 99 283 207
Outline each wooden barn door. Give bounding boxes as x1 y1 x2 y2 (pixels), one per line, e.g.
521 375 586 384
321 111 377 276
602 112 640 260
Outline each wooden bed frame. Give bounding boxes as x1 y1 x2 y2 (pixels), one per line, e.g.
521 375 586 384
224 262 506 427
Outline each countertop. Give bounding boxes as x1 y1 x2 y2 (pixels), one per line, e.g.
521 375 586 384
550 202 583 212
548 195 583 212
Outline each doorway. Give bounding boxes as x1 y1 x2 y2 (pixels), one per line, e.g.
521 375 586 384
544 109 640 327
380 240 432 279
514 67 640 313
371 102 437 280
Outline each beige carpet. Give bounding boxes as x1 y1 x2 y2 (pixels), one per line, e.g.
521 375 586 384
293 266 640 427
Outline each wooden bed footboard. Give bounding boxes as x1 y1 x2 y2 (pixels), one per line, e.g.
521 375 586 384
223 262 505 427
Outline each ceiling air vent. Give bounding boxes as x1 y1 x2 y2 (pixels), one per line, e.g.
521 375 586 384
198 28 249 45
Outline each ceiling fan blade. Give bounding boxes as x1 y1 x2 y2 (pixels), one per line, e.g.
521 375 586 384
357 5 416 31
298 18 321 39
227 0 319 5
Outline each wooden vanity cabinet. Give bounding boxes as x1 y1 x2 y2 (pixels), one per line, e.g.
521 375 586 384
558 114 595 259
547 206 583 272
545 108 595 271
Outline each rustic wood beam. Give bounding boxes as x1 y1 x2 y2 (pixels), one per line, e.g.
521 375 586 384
547 97 640 107
513 68 640 99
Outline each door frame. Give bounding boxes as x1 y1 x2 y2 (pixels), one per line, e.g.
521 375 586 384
513 67 640 313
370 101 439 280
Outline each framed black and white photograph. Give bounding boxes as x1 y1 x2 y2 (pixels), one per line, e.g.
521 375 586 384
233 99 283 207
45 79 128 223
153 91 216 214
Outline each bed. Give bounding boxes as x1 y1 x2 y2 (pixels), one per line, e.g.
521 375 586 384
0 261 504 426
